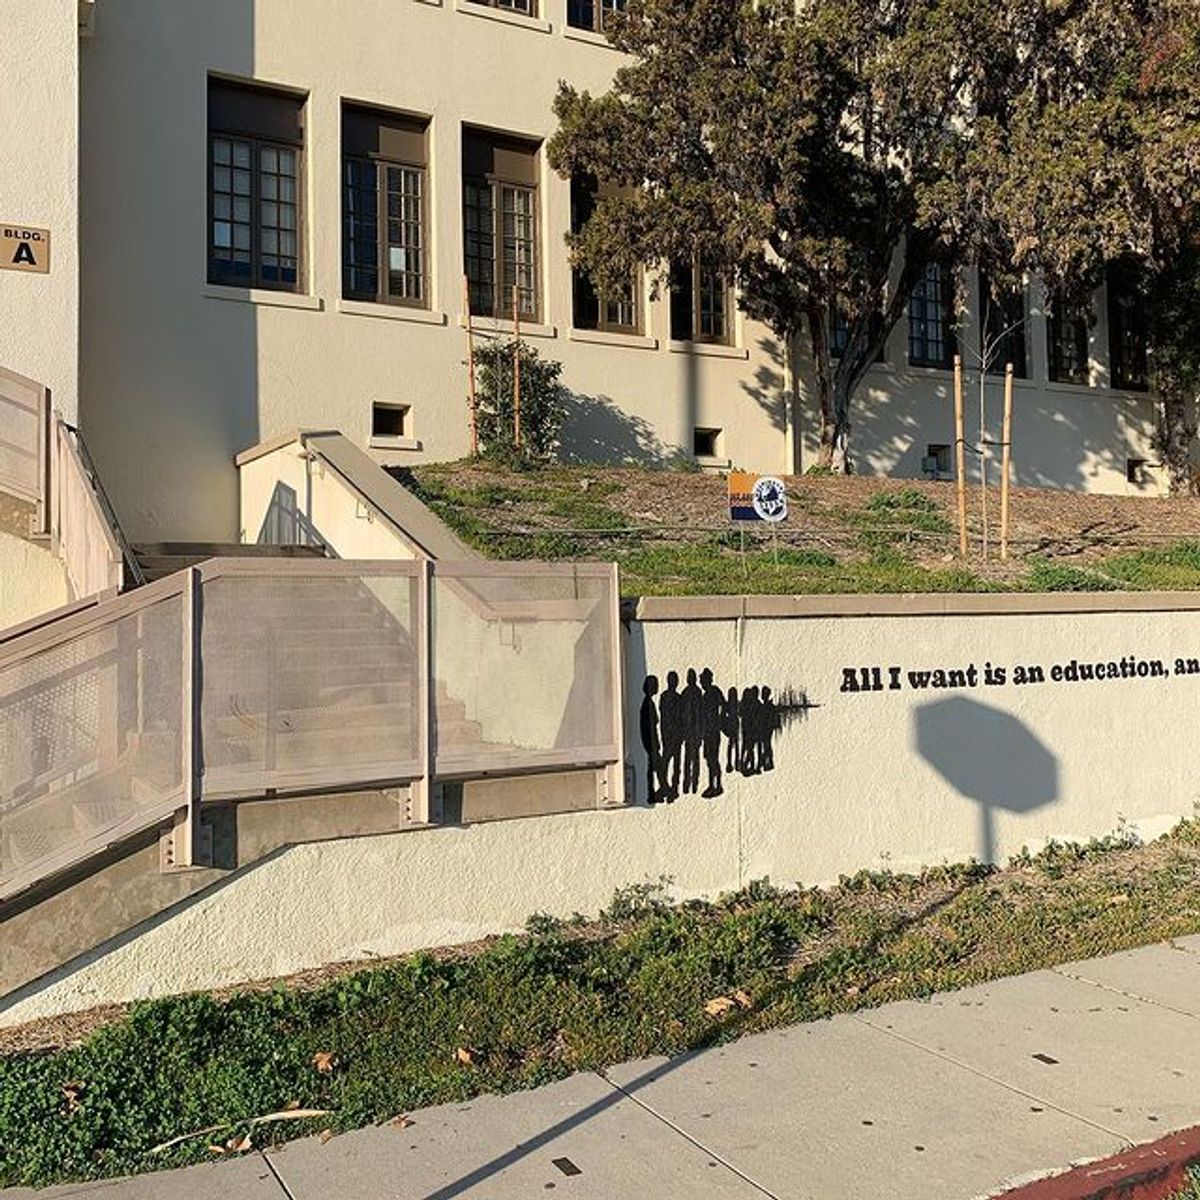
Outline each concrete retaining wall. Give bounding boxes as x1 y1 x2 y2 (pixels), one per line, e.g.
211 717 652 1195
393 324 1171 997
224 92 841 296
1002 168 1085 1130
2 592 1197 1027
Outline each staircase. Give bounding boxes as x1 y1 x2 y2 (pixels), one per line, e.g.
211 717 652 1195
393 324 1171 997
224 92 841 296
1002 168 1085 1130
132 541 326 584
196 571 487 792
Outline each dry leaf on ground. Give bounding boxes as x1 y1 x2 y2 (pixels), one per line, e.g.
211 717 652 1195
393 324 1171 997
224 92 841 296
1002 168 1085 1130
704 996 736 1016
312 1051 338 1074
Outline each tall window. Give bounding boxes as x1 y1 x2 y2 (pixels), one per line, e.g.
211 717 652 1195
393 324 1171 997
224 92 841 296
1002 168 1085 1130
571 176 638 335
1108 263 1149 392
342 106 428 307
829 301 886 363
980 271 1027 378
1047 294 1091 385
208 78 304 291
908 260 956 368
670 256 731 345
830 303 850 358
568 0 624 32
463 129 540 321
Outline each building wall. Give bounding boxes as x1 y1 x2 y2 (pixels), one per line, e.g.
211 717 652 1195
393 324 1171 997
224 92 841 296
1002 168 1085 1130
0 531 69 631
3 592 1195 1027
796 274 1162 495
0 0 79 422
76 0 791 545
74 0 1161 550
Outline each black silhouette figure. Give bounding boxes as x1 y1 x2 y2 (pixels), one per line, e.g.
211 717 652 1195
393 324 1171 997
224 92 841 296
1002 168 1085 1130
722 686 740 773
700 668 724 798
639 675 664 804
760 686 778 771
681 668 704 795
740 685 761 774
659 670 684 801
639 672 817 803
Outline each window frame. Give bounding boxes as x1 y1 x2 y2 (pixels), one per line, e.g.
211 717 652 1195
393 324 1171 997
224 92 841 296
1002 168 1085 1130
907 260 957 370
670 255 733 346
466 0 536 18
207 85 305 294
1107 266 1150 393
463 163 541 324
570 175 641 336
979 270 1028 379
1047 296 1092 386
567 0 625 33
342 153 429 309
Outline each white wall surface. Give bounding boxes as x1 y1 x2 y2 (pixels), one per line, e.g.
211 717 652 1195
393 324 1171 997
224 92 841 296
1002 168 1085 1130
0 0 79 421
4 594 1194 1026
0 531 69 632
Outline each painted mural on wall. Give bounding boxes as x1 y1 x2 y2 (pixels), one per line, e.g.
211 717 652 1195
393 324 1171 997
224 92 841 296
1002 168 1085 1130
639 669 817 803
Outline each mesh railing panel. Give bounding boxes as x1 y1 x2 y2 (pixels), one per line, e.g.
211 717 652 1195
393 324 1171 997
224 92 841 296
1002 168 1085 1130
0 596 183 893
431 567 618 770
199 571 421 796
0 369 43 505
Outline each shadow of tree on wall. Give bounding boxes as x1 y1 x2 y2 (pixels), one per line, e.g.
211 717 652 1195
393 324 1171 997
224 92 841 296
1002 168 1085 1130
914 696 1059 866
558 392 669 466
739 335 791 439
790 327 1153 491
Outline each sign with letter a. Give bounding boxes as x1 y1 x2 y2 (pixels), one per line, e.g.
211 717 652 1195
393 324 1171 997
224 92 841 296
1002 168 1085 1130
1 225 51 274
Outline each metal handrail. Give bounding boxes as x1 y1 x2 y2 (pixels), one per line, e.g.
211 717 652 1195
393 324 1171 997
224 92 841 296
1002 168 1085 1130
63 421 147 589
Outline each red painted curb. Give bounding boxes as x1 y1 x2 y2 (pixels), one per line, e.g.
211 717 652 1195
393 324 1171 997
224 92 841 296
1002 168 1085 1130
998 1125 1200 1200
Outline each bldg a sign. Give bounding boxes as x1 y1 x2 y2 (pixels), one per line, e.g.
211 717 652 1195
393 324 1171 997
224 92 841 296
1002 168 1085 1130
728 472 788 523
1 225 50 274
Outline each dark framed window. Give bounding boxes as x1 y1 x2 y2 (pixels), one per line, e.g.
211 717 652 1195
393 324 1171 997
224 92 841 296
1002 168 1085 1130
342 106 428 307
1108 263 1149 392
670 256 732 345
830 303 850 358
908 260 957 368
980 270 1027 378
570 176 639 335
829 300 886 363
567 0 624 32
466 0 535 16
208 78 304 291
463 128 540 321
1047 295 1091 385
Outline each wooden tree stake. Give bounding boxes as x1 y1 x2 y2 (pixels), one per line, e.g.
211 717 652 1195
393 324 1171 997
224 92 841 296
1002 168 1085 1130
463 275 478 457
954 354 968 557
512 284 522 450
1000 362 1014 562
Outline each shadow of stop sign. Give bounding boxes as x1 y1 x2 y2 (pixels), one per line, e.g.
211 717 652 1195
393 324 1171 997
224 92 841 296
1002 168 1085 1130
914 696 1059 865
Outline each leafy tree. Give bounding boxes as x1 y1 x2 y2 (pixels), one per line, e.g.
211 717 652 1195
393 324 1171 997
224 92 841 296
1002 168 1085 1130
963 0 1200 490
473 338 567 467
549 0 1200 476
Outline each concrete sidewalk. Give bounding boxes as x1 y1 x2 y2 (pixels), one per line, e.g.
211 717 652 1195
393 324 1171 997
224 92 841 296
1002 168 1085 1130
9 938 1200 1200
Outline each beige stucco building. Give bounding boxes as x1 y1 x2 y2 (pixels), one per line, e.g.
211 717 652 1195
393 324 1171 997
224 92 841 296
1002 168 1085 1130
0 0 1167 546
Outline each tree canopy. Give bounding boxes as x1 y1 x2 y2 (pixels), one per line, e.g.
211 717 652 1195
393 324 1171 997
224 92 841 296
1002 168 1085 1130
548 0 1200 476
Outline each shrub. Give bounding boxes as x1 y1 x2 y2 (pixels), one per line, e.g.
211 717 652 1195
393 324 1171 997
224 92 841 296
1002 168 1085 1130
473 338 566 467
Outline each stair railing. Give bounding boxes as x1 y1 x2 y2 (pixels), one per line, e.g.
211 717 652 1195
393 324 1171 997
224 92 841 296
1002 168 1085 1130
1 555 624 904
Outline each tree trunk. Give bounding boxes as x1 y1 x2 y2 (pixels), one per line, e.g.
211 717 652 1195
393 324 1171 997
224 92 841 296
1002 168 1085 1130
828 370 854 474
1156 378 1196 495
805 301 836 469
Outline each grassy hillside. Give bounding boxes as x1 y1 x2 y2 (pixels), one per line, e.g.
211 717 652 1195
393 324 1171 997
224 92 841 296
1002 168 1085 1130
398 462 1200 596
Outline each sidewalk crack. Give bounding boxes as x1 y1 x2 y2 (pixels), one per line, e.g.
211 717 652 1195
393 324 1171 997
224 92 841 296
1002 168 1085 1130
1052 962 1200 1024
261 1149 298 1200
850 1014 1132 1145
594 1070 787 1200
